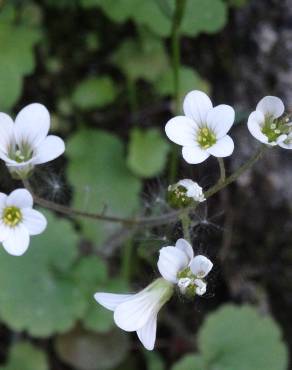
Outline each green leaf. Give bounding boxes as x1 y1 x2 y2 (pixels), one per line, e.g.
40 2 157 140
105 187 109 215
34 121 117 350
127 128 170 178
0 211 84 337
181 0 227 36
81 0 227 38
0 6 41 110
198 305 288 370
73 256 113 333
129 1 171 37
111 35 169 82
55 327 130 370
67 129 141 246
80 0 135 22
171 355 205 370
155 66 210 109
71 76 118 110
145 351 165 370
0 342 48 370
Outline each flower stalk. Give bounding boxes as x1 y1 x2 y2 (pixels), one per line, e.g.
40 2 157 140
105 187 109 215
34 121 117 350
22 144 267 228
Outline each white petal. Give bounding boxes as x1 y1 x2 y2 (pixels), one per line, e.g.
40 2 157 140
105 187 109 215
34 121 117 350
206 135 234 157
194 279 207 296
22 209 47 235
6 189 33 208
206 104 235 138
14 103 50 148
0 151 23 166
165 116 197 146
178 179 204 201
0 222 10 242
114 291 158 331
247 111 269 144
177 179 195 191
33 135 65 165
256 96 284 119
2 224 30 256
190 255 213 278
276 134 287 144
175 238 194 260
0 113 14 153
137 314 157 351
157 246 189 283
94 292 133 311
182 145 210 164
278 134 292 149
183 90 212 124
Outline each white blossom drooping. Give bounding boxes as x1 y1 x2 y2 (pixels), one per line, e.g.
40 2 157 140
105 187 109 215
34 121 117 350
94 278 173 351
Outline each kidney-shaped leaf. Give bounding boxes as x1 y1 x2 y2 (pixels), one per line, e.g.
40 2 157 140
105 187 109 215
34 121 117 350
0 211 84 337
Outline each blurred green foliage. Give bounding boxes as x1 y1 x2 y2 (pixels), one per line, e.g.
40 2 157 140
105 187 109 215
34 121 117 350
172 305 288 370
0 342 48 370
0 0 287 369
0 5 41 110
127 128 170 178
66 129 141 245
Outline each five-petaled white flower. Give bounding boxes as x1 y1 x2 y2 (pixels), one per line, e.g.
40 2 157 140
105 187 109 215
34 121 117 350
165 90 235 164
94 278 173 351
0 189 47 256
247 96 292 149
158 238 213 296
0 103 65 178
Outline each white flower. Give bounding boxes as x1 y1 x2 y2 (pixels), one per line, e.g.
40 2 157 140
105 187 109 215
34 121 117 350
189 255 213 278
177 179 205 202
0 103 65 178
194 279 207 296
177 277 192 294
94 278 173 351
158 238 213 296
247 96 292 148
0 189 47 256
165 90 235 164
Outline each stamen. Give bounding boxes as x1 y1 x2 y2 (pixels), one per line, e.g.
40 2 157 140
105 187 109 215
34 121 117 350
196 127 216 149
2 206 22 227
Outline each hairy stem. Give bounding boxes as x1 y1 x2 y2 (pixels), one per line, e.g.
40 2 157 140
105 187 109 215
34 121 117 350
205 144 266 199
23 145 266 228
180 209 191 242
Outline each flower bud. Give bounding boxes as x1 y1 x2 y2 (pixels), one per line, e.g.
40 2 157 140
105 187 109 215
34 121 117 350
167 179 205 209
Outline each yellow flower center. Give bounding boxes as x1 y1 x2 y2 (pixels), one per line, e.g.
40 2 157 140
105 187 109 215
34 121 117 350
2 206 22 227
197 127 216 149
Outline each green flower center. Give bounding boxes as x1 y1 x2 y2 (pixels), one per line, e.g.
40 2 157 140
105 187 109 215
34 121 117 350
177 267 192 279
261 115 290 143
167 185 192 209
197 127 216 149
8 142 33 163
2 206 22 227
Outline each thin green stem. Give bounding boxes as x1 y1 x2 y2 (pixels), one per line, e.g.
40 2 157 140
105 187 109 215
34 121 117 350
168 0 187 183
217 157 226 184
205 144 266 199
180 209 191 242
171 0 186 114
22 145 266 228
